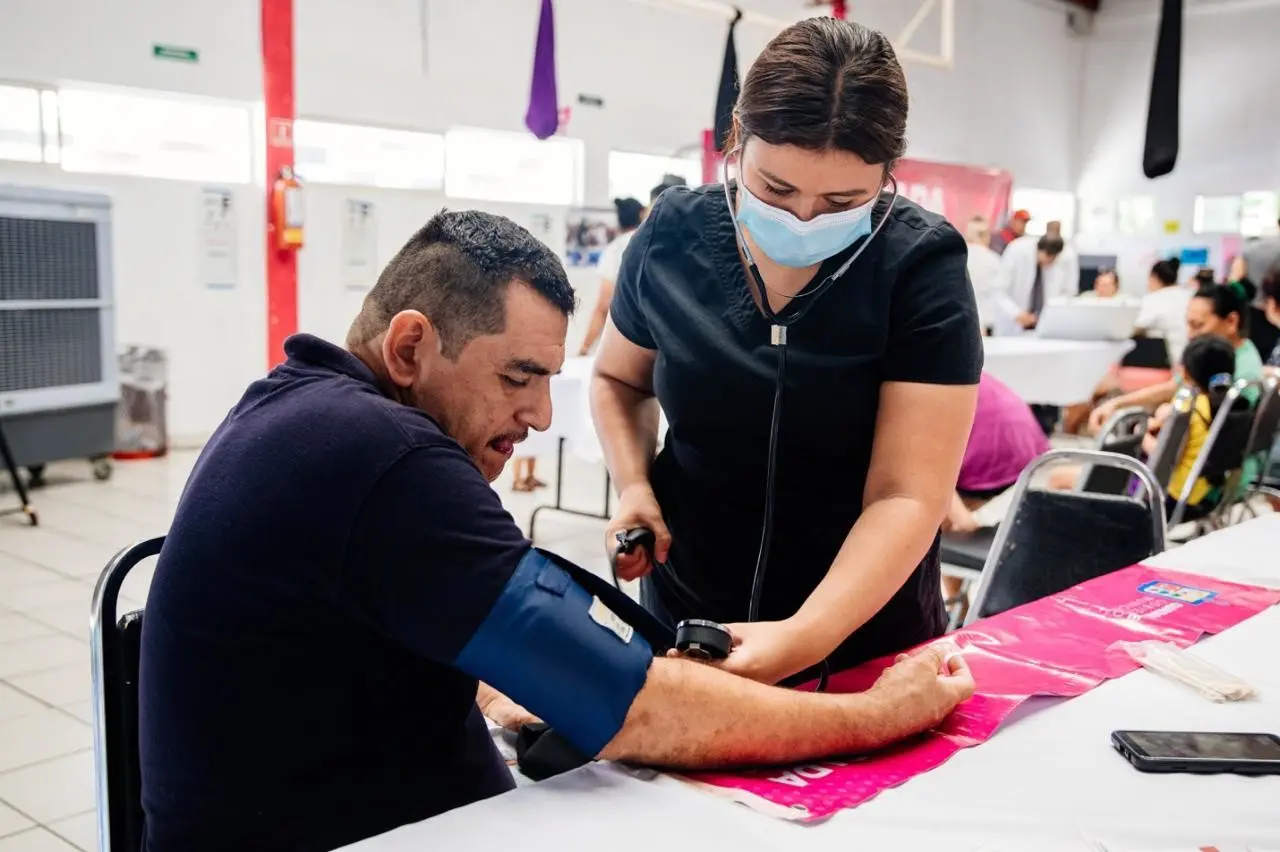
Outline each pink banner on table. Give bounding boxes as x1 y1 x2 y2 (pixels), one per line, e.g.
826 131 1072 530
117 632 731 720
679 565 1279 821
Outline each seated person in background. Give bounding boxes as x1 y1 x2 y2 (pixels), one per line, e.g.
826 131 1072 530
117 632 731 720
1153 335 1237 520
941 373 1049 596
138 210 973 852
1080 268 1120 299
1053 281 1265 492
1262 263 1280 370
1133 258 1191 364
1193 266 1217 289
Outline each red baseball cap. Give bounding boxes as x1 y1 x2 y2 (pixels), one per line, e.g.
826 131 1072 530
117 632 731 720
1011 209 1032 221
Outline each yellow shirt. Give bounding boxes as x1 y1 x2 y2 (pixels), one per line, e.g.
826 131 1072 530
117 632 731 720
1167 394 1212 506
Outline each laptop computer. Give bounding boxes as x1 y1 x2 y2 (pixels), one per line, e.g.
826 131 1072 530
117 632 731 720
1035 298 1141 341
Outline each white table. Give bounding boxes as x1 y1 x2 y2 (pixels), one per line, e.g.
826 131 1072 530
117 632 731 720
339 515 1280 852
983 337 1133 406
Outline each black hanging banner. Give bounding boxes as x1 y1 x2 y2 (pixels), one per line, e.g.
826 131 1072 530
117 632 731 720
713 8 743 151
1142 0 1183 179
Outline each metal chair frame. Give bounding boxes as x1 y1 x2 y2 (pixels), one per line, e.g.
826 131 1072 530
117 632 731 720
91 536 164 852
963 449 1167 627
1167 379 1254 529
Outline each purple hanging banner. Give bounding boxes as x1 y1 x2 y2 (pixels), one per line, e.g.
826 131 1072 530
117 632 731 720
525 0 559 139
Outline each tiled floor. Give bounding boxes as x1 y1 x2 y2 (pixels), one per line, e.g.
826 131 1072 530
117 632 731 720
0 448 619 851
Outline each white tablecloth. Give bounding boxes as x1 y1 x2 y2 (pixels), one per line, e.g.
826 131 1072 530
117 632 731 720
984 337 1133 406
339 515 1280 852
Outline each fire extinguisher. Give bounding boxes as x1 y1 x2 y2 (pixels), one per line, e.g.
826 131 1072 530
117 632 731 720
271 165 304 251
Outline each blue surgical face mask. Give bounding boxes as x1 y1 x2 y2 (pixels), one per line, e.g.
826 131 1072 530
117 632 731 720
735 181 878 268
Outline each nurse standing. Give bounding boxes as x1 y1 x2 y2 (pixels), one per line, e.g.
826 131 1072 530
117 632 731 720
590 18 982 685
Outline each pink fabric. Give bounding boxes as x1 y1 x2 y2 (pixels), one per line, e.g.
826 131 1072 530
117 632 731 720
678 565 1280 821
957 372 1051 492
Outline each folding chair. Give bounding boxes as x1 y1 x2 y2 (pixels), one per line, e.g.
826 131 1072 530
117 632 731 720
91 536 164 852
964 449 1166 626
940 406 1151 628
1146 386 1196 491
1228 376 1280 520
1077 406 1150 494
1166 379 1255 530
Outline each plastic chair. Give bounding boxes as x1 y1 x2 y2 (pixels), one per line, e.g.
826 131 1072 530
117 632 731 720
964 449 1166 626
1077 406 1150 494
1166 379 1255 529
91 536 164 852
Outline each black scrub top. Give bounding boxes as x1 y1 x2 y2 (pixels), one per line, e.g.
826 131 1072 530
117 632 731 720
609 184 983 671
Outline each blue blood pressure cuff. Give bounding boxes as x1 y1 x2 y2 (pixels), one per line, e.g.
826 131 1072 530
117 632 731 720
454 547 659 758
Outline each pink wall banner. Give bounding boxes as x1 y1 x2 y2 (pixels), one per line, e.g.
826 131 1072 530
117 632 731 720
892 158 1014 231
677 565 1279 821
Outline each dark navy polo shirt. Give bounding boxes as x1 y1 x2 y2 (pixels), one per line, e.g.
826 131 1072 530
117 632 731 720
139 334 528 852
610 184 983 672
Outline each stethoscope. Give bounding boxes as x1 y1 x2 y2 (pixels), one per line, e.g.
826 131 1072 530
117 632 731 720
613 155 899 690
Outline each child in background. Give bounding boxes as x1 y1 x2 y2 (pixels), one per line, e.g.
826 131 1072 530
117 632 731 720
1156 335 1236 520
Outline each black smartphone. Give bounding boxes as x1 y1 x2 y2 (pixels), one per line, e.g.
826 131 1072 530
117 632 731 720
1111 730 1280 775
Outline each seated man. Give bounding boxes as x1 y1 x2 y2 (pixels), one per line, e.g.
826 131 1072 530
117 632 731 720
139 211 973 852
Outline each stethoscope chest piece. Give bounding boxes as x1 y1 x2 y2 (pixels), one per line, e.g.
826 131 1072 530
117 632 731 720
675 618 733 661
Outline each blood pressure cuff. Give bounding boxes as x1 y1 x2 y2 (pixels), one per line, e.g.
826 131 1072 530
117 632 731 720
454 547 664 758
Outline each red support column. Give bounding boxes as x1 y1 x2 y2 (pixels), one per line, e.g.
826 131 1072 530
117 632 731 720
261 0 297 370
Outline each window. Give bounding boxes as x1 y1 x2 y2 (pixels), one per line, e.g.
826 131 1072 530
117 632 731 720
444 127 582 206
607 151 701 202
56 88 252 183
1193 195 1243 234
294 120 444 189
1240 191 1279 238
1010 188 1076 237
0 84 44 163
1077 198 1117 235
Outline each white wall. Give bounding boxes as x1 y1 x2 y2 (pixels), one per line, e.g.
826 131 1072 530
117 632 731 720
1075 0 1280 288
0 0 1086 439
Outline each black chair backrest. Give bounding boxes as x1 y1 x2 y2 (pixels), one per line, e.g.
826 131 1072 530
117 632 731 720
1147 386 1196 489
966 450 1166 625
1168 380 1254 526
91 536 164 852
1121 336 1172 370
1080 407 1149 494
1242 377 1280 461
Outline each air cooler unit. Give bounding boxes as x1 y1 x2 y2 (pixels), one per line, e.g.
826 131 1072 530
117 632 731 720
0 184 118 481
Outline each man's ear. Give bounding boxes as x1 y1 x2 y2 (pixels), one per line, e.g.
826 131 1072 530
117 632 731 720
381 310 440 388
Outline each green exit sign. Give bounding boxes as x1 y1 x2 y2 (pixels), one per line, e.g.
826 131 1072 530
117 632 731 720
153 44 199 63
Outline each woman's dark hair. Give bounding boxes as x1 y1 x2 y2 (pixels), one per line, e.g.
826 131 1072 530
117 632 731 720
1194 266 1216 288
727 18 908 166
1151 258 1180 287
1180 334 1236 420
613 197 644 230
1262 260 1280 303
1194 278 1257 336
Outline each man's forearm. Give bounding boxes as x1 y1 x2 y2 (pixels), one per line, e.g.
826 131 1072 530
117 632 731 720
600 658 901 768
790 496 940 666
590 373 660 492
1112 379 1178 412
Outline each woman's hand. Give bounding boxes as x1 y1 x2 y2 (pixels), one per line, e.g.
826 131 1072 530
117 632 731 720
604 482 671 581
710 619 815 685
1088 400 1118 435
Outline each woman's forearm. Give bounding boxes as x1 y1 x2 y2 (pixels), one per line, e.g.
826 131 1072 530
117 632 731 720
790 495 941 665
590 373 660 492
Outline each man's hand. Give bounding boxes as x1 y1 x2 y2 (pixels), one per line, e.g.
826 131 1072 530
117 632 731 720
868 646 974 738
710 619 814 685
604 482 671 581
477 683 539 731
1017 312 1038 330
